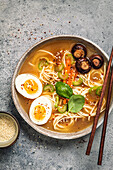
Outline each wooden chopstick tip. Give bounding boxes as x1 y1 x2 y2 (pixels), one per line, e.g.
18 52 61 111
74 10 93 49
98 159 102 165
86 47 113 161
86 150 90 155
111 47 113 54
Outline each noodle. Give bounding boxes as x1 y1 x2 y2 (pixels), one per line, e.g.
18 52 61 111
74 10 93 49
62 50 71 67
39 50 56 59
79 63 106 88
39 65 59 84
19 47 107 132
47 51 106 131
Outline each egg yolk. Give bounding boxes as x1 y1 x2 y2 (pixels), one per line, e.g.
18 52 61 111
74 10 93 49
34 105 46 121
24 79 38 94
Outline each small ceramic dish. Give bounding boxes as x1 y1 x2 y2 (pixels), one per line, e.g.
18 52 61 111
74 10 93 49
11 35 113 139
0 112 20 148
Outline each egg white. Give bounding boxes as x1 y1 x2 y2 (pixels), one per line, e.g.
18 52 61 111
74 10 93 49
15 74 42 99
29 96 52 125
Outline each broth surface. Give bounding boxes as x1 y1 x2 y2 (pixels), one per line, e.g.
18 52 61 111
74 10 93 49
17 39 107 133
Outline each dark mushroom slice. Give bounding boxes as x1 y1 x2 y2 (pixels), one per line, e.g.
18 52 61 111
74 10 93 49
90 55 104 69
76 58 92 74
71 43 87 60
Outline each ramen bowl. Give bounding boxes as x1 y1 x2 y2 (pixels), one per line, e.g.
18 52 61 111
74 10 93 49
12 35 113 139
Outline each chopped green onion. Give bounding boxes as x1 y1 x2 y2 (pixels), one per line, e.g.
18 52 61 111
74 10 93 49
58 72 68 80
73 78 83 86
96 86 102 96
89 86 98 93
66 54 75 64
38 59 48 70
54 95 59 107
55 63 64 72
43 84 54 92
58 104 67 113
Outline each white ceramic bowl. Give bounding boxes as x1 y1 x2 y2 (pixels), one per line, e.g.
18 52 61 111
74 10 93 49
12 35 113 139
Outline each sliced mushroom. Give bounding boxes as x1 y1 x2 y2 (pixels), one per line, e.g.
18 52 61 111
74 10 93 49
76 58 91 74
90 55 104 69
71 43 87 60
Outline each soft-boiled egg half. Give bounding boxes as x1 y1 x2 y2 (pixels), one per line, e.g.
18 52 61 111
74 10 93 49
15 74 42 99
29 96 52 125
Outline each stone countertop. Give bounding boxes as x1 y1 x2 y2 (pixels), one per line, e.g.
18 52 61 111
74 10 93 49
0 0 113 170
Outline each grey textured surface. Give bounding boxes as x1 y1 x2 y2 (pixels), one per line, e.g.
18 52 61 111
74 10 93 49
0 0 113 169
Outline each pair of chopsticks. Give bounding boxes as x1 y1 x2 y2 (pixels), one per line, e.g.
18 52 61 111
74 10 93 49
86 47 113 165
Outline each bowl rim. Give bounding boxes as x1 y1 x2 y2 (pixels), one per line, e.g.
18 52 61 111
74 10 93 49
11 35 113 139
0 111 20 148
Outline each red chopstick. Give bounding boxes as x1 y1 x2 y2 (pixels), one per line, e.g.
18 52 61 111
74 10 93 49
98 65 113 165
86 47 113 155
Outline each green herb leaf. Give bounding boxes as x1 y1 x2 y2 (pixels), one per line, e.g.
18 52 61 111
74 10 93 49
68 95 85 113
55 82 73 98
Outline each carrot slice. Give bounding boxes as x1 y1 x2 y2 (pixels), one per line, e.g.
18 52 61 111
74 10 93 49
68 69 73 87
63 57 78 104
63 58 71 104
63 99 67 104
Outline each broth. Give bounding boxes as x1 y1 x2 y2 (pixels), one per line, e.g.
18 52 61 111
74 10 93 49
17 39 107 133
